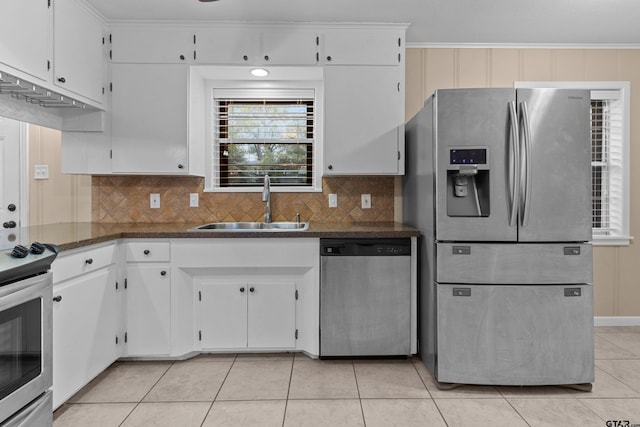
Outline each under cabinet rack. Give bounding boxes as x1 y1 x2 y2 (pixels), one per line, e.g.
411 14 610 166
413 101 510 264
0 71 85 108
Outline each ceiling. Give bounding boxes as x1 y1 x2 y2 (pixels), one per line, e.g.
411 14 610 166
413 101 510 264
84 0 640 46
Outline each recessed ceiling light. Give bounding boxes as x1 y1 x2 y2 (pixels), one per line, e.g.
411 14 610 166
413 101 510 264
250 68 270 77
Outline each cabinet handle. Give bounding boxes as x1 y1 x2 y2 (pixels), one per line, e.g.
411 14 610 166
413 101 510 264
327 165 333 170
57 77 66 83
160 270 167 276
249 287 255 293
53 295 62 302
143 249 150 255
178 164 184 169
243 55 248 61
85 258 93 264
264 55 269 61
179 54 185 60
240 287 245 293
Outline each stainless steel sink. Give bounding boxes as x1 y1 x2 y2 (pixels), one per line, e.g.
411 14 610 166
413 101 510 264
189 221 309 232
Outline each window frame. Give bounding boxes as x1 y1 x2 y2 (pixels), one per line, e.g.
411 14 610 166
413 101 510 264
216 98 315 188
203 68 323 193
515 81 631 246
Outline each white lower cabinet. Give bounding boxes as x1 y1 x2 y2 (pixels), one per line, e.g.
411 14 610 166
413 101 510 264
197 281 297 350
125 264 171 356
52 266 120 409
51 238 320 408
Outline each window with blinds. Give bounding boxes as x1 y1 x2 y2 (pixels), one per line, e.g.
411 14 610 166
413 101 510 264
590 89 627 244
591 99 610 233
212 90 316 189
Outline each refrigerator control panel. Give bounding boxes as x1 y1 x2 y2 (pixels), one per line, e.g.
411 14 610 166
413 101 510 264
449 148 487 165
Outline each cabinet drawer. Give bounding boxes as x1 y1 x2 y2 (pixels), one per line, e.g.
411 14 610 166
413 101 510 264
52 244 117 283
125 241 170 262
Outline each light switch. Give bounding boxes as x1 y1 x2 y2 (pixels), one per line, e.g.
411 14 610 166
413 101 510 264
328 193 338 208
189 193 199 207
34 165 49 180
361 194 371 209
150 194 160 209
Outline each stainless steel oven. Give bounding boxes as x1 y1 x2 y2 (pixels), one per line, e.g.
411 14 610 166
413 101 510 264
0 243 58 426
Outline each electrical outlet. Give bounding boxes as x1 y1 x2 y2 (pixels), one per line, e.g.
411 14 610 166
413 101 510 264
189 193 199 208
328 193 338 208
150 194 160 209
361 194 371 209
34 165 49 180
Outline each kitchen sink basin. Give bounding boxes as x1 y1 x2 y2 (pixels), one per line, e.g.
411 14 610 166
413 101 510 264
189 221 309 232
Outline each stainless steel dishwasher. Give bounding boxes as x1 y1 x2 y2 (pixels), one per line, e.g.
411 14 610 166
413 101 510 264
320 238 411 357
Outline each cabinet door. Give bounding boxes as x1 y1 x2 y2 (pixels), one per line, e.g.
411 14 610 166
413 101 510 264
323 30 402 65
248 282 296 348
112 28 194 64
0 0 52 82
111 64 190 174
126 264 171 356
261 29 318 65
324 66 403 175
198 282 248 349
52 267 119 409
53 0 104 103
194 28 260 64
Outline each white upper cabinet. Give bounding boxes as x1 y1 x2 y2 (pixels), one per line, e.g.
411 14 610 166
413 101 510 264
194 27 260 64
111 63 198 174
0 0 52 82
53 0 105 104
324 65 404 175
194 27 318 65
111 27 195 64
261 29 318 65
323 29 403 65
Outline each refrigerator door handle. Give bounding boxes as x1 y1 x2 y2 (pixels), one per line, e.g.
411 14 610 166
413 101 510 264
508 101 519 227
519 101 533 227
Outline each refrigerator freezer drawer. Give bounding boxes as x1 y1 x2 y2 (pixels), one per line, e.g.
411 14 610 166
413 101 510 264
436 243 592 284
436 283 594 386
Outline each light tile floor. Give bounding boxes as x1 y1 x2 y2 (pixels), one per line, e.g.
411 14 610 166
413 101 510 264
53 327 640 427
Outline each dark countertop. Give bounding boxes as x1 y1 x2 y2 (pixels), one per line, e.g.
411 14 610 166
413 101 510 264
15 222 421 252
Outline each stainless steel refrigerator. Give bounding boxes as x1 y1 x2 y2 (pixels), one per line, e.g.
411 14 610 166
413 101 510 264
403 88 594 388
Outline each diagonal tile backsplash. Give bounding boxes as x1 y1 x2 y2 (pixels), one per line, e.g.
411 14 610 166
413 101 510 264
92 176 395 223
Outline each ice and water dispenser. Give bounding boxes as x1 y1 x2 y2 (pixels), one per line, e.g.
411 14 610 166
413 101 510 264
446 147 490 217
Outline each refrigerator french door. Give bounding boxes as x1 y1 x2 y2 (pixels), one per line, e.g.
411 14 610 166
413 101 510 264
435 88 591 243
404 87 594 388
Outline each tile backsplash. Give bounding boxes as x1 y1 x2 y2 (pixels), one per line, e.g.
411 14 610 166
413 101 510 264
92 176 394 223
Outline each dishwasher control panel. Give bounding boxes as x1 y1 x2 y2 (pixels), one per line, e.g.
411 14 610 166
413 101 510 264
320 238 411 256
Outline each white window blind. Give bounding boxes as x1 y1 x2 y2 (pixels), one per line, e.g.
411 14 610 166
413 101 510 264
590 88 629 244
212 89 316 189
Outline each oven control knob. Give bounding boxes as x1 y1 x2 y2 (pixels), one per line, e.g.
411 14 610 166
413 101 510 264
11 245 29 258
30 242 46 254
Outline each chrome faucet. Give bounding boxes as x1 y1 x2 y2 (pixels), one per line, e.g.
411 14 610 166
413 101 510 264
262 174 272 223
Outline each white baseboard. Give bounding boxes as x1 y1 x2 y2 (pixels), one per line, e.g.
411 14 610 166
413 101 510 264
594 316 640 327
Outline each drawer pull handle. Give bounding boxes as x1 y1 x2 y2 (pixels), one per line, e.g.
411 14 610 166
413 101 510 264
144 249 150 255
160 270 167 276
85 258 93 265
240 287 245 293
53 295 62 302
249 287 255 293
